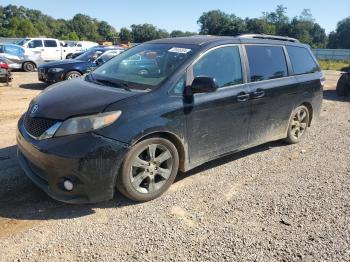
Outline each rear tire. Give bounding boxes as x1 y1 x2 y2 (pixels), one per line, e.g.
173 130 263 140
284 105 310 144
65 71 82 80
336 74 349 96
117 137 179 202
23 62 36 72
66 53 73 59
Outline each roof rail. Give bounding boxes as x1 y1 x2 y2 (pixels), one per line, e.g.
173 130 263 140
238 34 300 43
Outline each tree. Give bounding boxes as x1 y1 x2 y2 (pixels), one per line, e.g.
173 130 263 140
0 5 117 41
157 29 170 39
170 30 197 37
98 21 117 40
131 23 160 43
197 10 246 36
327 17 350 48
245 18 276 34
61 31 79 41
119 27 132 42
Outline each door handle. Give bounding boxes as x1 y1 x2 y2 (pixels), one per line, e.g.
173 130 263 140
252 89 265 98
41 49 45 51
237 92 250 102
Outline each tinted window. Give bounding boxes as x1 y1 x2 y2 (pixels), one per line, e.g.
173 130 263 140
193 46 243 88
44 40 57 47
172 75 186 94
246 46 288 82
28 40 43 48
287 46 319 75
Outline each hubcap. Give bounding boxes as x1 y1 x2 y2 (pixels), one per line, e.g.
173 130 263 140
130 143 173 194
291 108 308 139
68 73 81 79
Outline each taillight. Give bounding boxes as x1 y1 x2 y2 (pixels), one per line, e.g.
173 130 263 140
0 61 9 69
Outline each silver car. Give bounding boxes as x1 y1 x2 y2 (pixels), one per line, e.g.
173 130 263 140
0 44 44 72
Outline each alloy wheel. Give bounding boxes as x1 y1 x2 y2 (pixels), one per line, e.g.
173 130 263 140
290 108 308 139
67 73 81 79
130 143 173 194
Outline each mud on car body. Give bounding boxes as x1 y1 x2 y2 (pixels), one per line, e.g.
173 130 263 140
17 35 323 203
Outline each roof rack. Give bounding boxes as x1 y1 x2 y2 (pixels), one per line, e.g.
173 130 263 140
238 34 299 43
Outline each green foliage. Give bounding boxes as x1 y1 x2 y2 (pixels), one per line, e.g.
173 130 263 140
197 6 327 48
130 24 170 43
318 60 350 71
327 17 350 49
119 27 132 42
0 4 117 41
197 10 245 35
170 30 197 37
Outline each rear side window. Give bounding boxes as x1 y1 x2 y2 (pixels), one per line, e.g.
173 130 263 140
246 45 288 82
44 40 58 47
193 46 243 88
286 46 319 75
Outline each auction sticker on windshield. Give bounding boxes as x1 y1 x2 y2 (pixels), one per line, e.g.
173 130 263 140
168 47 192 54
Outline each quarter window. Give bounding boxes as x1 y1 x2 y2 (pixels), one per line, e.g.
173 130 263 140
286 46 319 75
193 46 243 88
246 45 288 82
28 40 43 48
44 40 58 47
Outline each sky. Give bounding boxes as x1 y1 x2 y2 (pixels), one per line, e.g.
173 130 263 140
1 0 349 34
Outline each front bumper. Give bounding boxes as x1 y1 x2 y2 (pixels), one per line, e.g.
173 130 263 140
38 68 65 83
17 116 128 204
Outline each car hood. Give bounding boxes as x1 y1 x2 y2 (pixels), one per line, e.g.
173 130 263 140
40 59 87 68
29 78 139 120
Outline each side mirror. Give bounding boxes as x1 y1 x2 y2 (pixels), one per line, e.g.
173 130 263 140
190 76 218 94
95 58 105 66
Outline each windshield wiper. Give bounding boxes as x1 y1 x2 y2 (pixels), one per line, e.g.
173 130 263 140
88 74 132 91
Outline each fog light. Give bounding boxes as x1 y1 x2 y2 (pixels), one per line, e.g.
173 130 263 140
63 180 74 191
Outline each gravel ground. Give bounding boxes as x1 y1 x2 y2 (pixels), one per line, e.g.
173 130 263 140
0 71 349 261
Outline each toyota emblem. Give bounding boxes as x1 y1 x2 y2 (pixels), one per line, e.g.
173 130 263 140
31 104 39 114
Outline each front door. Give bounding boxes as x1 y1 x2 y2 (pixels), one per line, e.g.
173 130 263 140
185 45 251 165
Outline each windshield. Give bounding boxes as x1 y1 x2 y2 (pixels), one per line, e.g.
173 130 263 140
15 38 30 46
75 49 104 61
91 43 199 90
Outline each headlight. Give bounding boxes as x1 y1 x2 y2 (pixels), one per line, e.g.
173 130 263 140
48 68 64 73
54 111 122 137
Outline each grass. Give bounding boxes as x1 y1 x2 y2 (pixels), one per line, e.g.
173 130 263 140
318 60 350 71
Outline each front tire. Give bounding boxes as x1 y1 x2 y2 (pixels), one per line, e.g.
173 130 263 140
284 105 310 144
23 62 36 72
65 71 82 80
336 74 349 96
117 137 179 202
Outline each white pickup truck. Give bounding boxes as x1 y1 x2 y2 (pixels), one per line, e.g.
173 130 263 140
16 38 92 61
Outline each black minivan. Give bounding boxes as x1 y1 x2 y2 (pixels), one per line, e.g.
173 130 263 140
17 35 323 203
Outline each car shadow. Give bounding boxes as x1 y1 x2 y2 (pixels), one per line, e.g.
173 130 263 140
0 140 286 221
323 90 350 102
19 82 48 90
176 140 287 182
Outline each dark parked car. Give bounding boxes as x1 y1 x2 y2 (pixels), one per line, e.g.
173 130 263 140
70 45 124 59
37 47 124 83
17 35 323 203
336 66 350 96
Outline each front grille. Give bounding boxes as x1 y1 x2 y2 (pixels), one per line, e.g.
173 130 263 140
24 114 58 138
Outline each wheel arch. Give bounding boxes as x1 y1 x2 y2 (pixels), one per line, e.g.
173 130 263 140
132 131 187 172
